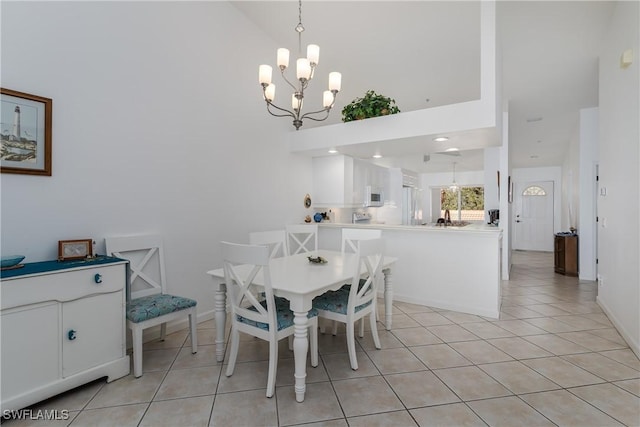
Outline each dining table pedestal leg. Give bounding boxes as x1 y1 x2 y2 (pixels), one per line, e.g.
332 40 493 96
383 268 393 330
293 311 309 402
214 283 227 362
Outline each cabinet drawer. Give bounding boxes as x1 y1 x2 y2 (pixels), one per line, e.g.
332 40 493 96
1 264 126 310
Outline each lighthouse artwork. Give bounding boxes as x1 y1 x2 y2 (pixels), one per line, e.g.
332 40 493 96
1 88 52 175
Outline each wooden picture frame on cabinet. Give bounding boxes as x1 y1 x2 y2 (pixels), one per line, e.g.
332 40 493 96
58 239 94 261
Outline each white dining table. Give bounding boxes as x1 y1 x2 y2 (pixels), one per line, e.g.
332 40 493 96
206 249 397 402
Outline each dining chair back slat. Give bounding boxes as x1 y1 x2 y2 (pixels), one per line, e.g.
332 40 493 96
341 228 382 253
249 230 288 259
349 239 384 309
286 224 318 255
222 242 276 332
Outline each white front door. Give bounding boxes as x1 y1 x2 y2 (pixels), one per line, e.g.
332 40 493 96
513 181 554 251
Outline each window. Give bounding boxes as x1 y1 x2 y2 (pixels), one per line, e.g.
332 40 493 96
439 186 484 221
523 185 546 196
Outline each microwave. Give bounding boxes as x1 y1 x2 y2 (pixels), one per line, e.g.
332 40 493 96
364 186 384 207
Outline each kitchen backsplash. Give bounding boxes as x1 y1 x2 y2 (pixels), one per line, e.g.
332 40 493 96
313 205 403 225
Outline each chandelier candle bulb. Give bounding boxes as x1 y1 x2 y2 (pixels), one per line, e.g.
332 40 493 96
259 65 272 85
323 91 334 108
277 48 289 69
307 44 319 65
264 84 275 102
329 72 342 92
292 94 303 110
297 58 311 80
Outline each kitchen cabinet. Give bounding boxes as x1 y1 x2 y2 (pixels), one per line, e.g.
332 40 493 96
1 257 130 411
554 234 578 276
313 154 389 207
312 155 355 207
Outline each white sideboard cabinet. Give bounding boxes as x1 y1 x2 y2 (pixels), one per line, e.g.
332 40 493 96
0 257 130 411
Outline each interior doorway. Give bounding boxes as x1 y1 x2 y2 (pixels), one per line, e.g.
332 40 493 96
512 181 554 251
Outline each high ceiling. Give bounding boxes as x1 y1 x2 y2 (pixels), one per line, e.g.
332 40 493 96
234 1 614 173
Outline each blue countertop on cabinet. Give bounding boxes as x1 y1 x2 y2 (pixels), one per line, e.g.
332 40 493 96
0 256 127 279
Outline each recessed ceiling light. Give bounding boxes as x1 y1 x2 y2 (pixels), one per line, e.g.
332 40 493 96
328 148 338 154
445 147 459 152
372 154 382 159
433 136 449 142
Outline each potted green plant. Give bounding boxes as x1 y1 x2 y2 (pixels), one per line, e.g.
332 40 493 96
341 90 400 122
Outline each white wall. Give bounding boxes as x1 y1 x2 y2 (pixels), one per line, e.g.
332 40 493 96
484 148 500 214
578 108 598 281
499 112 511 279
596 1 639 356
0 2 311 322
563 123 580 232
562 107 599 281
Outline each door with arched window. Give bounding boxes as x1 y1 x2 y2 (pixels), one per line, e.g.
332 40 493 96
513 181 554 251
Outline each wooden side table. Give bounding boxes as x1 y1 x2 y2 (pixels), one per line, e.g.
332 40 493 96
554 233 578 276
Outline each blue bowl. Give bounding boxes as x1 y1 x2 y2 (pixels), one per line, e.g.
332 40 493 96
1 255 25 268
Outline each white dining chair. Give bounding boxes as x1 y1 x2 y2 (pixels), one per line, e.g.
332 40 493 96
331 228 383 335
221 241 319 398
248 229 290 348
249 230 288 259
341 228 382 253
105 235 198 378
312 238 383 370
285 223 318 255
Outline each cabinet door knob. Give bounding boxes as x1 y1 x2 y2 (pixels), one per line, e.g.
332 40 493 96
68 330 77 341
94 274 102 284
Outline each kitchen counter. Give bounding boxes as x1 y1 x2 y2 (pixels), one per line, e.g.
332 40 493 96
319 222 501 234
318 222 502 318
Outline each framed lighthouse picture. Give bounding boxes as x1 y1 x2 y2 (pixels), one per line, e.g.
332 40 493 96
1 88 52 176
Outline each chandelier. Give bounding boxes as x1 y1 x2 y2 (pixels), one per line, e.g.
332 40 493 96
258 0 341 130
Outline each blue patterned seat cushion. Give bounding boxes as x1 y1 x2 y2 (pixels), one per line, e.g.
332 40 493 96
127 294 197 323
312 288 371 314
339 278 368 292
237 296 318 331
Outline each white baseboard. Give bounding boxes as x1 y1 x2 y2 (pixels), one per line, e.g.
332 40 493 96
597 297 640 359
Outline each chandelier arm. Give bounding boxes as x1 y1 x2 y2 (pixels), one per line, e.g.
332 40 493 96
299 91 337 121
300 108 331 122
265 102 297 119
279 69 302 93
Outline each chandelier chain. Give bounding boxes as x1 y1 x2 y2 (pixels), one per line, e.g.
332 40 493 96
296 0 304 54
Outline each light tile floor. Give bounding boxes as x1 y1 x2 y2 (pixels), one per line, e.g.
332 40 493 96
5 251 640 426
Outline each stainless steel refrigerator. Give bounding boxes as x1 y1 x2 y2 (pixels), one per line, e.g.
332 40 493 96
402 186 421 225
